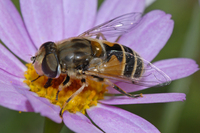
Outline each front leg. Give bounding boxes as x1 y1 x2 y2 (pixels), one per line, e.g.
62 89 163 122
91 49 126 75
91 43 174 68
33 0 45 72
31 75 41 82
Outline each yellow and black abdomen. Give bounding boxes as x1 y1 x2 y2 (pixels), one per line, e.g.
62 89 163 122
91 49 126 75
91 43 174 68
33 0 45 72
102 42 144 79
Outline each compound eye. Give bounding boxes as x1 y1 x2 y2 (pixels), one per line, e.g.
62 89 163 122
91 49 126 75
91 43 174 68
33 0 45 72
39 41 54 50
42 53 59 78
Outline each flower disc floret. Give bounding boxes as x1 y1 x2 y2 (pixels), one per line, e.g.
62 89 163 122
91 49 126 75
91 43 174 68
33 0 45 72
24 63 108 114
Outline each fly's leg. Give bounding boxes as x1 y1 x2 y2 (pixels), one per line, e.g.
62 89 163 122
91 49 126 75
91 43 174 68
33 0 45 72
79 32 107 40
86 74 142 98
89 75 142 98
95 33 107 40
44 78 53 88
56 75 71 100
105 79 143 98
59 78 87 117
31 75 41 82
115 35 122 42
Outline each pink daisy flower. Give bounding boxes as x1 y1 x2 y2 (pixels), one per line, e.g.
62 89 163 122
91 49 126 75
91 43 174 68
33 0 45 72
0 0 198 132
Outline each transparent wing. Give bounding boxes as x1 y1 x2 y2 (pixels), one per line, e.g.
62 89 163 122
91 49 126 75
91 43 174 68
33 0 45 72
79 12 142 38
86 51 171 87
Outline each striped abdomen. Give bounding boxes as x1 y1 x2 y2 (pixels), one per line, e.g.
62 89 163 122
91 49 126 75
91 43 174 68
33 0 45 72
102 42 144 79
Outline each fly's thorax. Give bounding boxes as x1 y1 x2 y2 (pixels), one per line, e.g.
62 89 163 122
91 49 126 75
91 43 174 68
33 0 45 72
89 38 106 58
56 38 93 70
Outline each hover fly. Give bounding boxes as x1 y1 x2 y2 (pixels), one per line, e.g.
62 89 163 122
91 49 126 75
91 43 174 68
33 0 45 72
31 13 171 115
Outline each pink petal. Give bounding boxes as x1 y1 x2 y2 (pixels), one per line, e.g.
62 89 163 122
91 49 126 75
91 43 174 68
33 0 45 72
0 82 25 94
119 10 174 62
25 92 62 123
20 0 64 48
0 83 33 112
96 0 145 25
0 0 36 62
100 93 186 105
87 104 160 133
153 58 199 80
0 69 26 87
63 0 97 38
63 111 102 133
108 58 198 94
0 43 26 77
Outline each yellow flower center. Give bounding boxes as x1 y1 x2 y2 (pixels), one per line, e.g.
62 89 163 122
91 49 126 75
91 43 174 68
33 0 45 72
23 63 108 114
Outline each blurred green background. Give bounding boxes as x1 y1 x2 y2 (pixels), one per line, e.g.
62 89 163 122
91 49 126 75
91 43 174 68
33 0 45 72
0 0 199 133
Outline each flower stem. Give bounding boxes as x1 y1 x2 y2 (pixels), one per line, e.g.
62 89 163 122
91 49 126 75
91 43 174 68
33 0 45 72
43 117 64 133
